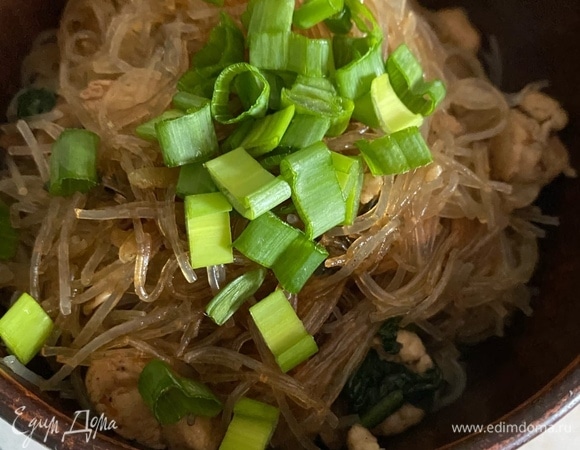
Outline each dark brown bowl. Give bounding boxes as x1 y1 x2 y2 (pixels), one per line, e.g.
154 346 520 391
0 1 579 449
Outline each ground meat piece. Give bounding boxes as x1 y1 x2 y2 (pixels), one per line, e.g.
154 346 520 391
85 354 165 449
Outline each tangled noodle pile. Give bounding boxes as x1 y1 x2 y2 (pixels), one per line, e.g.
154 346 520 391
0 0 575 448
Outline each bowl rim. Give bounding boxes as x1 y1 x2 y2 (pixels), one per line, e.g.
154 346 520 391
0 356 578 449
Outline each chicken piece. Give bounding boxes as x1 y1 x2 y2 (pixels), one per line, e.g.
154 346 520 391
162 416 223 450
519 90 568 132
490 109 574 187
360 173 383 205
433 9 481 54
85 354 165 449
395 330 434 374
347 424 383 450
373 403 425 437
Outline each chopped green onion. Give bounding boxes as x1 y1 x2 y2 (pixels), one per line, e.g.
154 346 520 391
261 70 293 111
360 390 404 429
271 234 328 293
334 36 384 101
219 397 280 450
49 129 99 196
250 290 318 372
178 13 244 97
241 105 296 157
176 163 218 198
287 33 333 78
16 88 57 118
156 104 218 167
356 126 433 176
205 268 267 326
172 92 210 112
185 192 233 269
0 202 18 260
278 114 331 150
233 211 301 268
344 0 381 38
211 63 270 124
221 119 256 153
371 73 423 134
324 5 352 34
0 292 53 365
331 153 363 225
193 14 243 72
293 0 344 29
247 0 294 36
205 148 291 220
386 44 446 116
280 142 346 238
177 71 217 98
138 359 222 425
351 90 380 128
258 147 296 171
135 110 184 141
249 32 290 72
281 77 353 136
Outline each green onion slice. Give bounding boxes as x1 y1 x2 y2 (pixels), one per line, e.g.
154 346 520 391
205 148 291 220
219 397 280 450
193 13 244 72
281 76 353 137
0 202 18 260
233 211 301 268
176 163 218 198
271 234 328 294
241 105 296 157
0 292 53 365
356 126 433 176
371 73 423 134
331 153 363 225
185 192 233 269
156 104 218 167
205 268 267 326
247 0 294 36
178 13 245 97
344 0 381 38
293 0 344 29
280 142 346 239
324 5 352 34
386 44 446 116
334 35 384 101
287 33 333 78
249 32 290 72
250 290 318 372
49 129 99 197
136 109 184 141
172 92 210 112
278 114 331 151
211 63 270 124
138 359 223 425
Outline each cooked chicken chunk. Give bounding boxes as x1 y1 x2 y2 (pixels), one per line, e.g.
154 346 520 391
347 424 383 450
162 416 223 450
373 403 425 436
519 90 568 132
85 354 164 449
395 330 434 374
490 106 574 188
